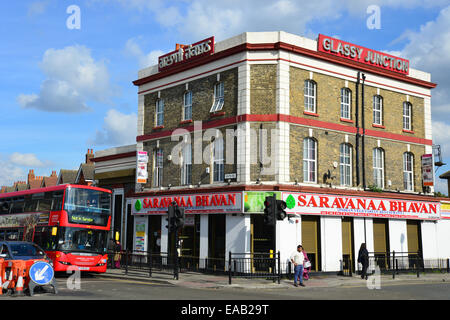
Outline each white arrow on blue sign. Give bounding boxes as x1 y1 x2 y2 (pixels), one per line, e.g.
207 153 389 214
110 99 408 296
29 261 54 285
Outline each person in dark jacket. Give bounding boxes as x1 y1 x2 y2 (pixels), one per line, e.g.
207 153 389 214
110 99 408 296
358 243 369 280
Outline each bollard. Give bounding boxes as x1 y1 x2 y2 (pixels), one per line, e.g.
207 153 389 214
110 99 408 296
447 258 449 274
228 252 232 285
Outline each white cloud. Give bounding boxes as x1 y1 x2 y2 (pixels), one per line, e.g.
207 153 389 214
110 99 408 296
9 152 48 167
18 45 115 113
27 0 50 17
124 38 164 68
394 6 450 121
90 109 137 146
0 162 25 187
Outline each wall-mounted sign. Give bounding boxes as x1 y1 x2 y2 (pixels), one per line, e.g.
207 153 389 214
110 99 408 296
132 191 241 215
317 34 410 75
158 36 214 72
421 154 434 187
282 192 440 220
136 151 148 184
243 191 281 213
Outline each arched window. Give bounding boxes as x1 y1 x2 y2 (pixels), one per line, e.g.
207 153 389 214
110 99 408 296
304 80 317 113
340 88 351 120
340 143 352 186
373 147 384 189
303 138 317 183
403 152 414 191
373 95 383 125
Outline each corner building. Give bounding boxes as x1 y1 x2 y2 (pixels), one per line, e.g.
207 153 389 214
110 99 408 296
129 32 449 273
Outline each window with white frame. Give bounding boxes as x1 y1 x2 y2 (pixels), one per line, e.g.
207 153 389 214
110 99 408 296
153 148 163 187
303 138 317 183
373 95 383 125
181 142 192 185
340 143 352 186
213 137 224 182
403 101 412 131
403 152 414 191
156 99 164 127
183 91 192 121
373 147 384 189
340 88 351 119
304 80 317 113
210 82 224 113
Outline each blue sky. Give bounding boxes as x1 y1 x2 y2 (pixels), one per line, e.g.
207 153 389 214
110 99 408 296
1 0 450 194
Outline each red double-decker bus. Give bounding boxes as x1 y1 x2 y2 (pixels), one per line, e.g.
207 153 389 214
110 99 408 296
0 184 111 272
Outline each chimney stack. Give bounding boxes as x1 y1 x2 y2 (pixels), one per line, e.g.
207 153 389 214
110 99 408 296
86 148 94 164
27 169 35 184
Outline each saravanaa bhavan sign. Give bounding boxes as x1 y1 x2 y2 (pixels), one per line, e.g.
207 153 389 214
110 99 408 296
282 192 440 221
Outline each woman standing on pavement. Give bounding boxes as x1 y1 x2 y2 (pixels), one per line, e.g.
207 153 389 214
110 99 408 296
358 243 369 280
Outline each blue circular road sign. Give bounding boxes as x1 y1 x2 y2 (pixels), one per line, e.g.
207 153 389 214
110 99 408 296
29 261 54 285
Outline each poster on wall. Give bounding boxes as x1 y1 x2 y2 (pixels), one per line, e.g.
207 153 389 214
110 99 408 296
421 154 434 187
136 151 148 184
134 216 147 252
243 191 281 213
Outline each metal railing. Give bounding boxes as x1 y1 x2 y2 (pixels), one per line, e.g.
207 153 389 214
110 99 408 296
345 251 450 278
228 251 281 285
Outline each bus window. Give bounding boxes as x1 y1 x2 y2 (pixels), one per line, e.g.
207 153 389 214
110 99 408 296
6 228 24 241
0 199 11 214
10 198 25 214
33 226 57 251
24 195 38 213
0 229 5 240
51 191 64 211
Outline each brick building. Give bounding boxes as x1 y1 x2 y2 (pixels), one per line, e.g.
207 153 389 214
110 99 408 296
125 32 448 272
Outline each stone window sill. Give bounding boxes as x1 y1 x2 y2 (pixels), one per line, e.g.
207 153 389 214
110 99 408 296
303 111 319 117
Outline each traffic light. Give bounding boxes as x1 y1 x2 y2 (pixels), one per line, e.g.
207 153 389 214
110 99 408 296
166 204 176 232
276 199 287 220
263 195 276 226
174 206 185 229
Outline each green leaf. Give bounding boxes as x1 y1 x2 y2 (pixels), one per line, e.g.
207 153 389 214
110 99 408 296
286 195 296 209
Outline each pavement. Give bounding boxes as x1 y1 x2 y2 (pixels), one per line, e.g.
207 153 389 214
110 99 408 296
95 267 450 290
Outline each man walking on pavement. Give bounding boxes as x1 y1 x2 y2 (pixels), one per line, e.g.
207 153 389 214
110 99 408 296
291 245 306 287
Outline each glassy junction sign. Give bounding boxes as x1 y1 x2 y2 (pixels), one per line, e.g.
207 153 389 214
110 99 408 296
318 34 410 75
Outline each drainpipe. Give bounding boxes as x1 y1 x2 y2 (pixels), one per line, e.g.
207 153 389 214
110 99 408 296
361 73 367 190
355 72 360 187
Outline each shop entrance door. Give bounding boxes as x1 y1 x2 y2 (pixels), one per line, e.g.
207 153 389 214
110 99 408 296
302 215 321 271
341 217 354 272
250 214 274 272
147 215 162 254
373 218 389 269
179 215 200 270
406 220 422 268
208 214 226 271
